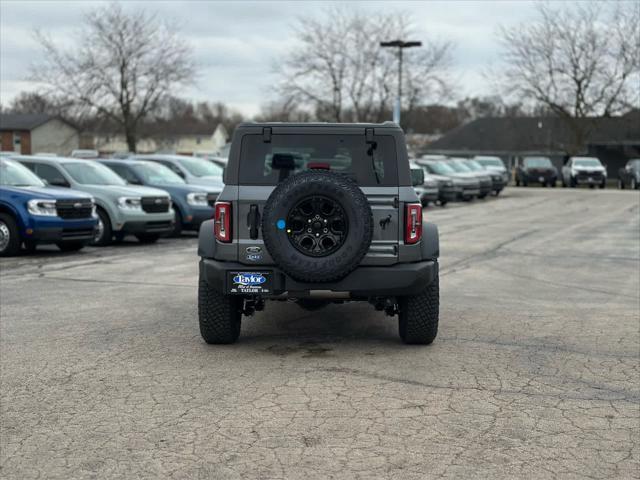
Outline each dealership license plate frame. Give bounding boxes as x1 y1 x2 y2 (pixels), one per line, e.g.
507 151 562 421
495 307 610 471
227 271 273 294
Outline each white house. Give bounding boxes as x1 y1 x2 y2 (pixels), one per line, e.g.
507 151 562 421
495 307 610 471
0 114 80 155
88 123 229 156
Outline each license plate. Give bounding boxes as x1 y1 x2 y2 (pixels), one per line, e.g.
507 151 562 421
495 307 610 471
227 271 272 294
588 177 593 182
539 176 544 182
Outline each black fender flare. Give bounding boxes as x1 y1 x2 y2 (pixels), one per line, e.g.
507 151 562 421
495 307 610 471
198 219 217 258
421 222 439 260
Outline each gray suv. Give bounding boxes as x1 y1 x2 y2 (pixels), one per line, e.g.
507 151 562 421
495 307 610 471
15 156 174 245
197 122 440 345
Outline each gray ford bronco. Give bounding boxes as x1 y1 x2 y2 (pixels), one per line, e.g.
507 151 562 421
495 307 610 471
197 122 440 344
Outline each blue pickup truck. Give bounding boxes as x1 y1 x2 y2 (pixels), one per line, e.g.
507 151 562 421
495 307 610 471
0 158 98 256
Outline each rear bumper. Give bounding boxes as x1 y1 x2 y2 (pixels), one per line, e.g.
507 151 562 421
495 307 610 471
121 220 173 234
200 258 438 298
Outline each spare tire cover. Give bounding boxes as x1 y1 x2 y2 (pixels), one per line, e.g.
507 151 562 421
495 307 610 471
262 170 373 282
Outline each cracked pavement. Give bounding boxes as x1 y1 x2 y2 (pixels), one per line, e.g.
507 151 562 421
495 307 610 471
1 187 639 479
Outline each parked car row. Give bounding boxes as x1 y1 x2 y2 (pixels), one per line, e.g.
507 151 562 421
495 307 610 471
410 155 507 205
0 154 224 256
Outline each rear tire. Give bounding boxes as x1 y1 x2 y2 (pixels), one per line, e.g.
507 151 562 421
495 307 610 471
198 277 241 344
0 213 20 257
56 241 86 252
618 179 625 189
398 275 439 345
439 199 448 207
632 178 638 190
135 233 159 244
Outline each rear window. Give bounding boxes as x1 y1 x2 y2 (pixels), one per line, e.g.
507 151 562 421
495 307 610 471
238 134 398 186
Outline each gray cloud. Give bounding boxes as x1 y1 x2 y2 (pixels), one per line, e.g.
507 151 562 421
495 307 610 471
0 0 538 116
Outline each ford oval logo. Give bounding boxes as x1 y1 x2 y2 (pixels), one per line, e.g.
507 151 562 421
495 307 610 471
154 198 162 204
73 202 82 208
233 273 266 286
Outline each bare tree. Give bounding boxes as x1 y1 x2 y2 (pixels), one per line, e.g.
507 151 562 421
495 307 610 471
498 2 639 149
7 91 74 118
275 8 454 125
31 2 196 152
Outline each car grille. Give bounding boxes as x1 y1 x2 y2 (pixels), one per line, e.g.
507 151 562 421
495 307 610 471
577 171 604 180
141 196 170 213
145 221 173 231
56 199 93 219
61 228 95 239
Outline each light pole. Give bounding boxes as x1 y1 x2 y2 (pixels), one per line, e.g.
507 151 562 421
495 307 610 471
380 40 422 126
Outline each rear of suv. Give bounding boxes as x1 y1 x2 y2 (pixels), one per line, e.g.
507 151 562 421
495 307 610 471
197 122 440 345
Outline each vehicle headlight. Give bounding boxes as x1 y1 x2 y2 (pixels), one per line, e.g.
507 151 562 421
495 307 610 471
27 199 57 216
186 192 208 206
117 196 142 210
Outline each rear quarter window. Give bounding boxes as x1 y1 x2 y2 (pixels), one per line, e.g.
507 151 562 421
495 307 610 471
238 134 398 186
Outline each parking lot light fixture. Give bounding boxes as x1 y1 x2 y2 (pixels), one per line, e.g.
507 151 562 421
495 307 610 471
380 40 422 125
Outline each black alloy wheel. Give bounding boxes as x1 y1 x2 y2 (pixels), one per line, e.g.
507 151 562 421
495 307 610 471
286 195 348 257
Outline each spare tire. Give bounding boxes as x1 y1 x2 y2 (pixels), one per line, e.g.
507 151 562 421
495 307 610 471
262 170 373 282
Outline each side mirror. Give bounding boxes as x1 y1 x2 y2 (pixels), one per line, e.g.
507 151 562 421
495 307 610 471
410 168 424 187
128 178 142 185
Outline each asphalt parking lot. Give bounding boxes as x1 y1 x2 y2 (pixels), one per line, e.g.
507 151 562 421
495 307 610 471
1 187 639 480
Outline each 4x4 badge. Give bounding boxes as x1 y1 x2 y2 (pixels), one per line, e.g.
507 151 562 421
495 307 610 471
246 246 262 261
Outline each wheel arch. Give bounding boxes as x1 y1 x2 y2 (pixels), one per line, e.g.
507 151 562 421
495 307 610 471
421 222 439 260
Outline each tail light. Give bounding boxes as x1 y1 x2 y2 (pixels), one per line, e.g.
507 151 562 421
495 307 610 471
404 203 422 244
214 201 232 242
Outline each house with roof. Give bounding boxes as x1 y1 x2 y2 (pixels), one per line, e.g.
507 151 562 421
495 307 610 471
83 120 229 156
424 111 640 174
0 113 80 155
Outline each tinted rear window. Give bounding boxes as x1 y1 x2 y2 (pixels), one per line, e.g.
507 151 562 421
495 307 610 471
238 134 398 186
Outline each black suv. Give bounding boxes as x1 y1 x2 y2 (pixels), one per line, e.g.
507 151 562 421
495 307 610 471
197 123 440 345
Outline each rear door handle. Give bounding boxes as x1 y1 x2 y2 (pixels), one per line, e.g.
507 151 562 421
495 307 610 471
247 204 260 239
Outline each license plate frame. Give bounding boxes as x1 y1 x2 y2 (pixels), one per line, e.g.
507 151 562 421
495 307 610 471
227 271 273 295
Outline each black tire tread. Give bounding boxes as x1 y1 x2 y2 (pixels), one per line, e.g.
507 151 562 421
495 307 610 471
399 275 439 345
0 213 20 257
262 170 373 283
198 277 241 344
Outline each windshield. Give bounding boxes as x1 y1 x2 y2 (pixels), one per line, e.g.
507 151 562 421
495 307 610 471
476 158 504 168
179 158 223 177
63 162 127 185
133 162 186 184
464 160 485 172
0 159 46 187
425 162 455 175
524 157 553 168
448 161 471 173
573 158 602 167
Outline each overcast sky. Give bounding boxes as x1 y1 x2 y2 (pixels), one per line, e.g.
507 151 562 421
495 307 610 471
0 0 539 117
